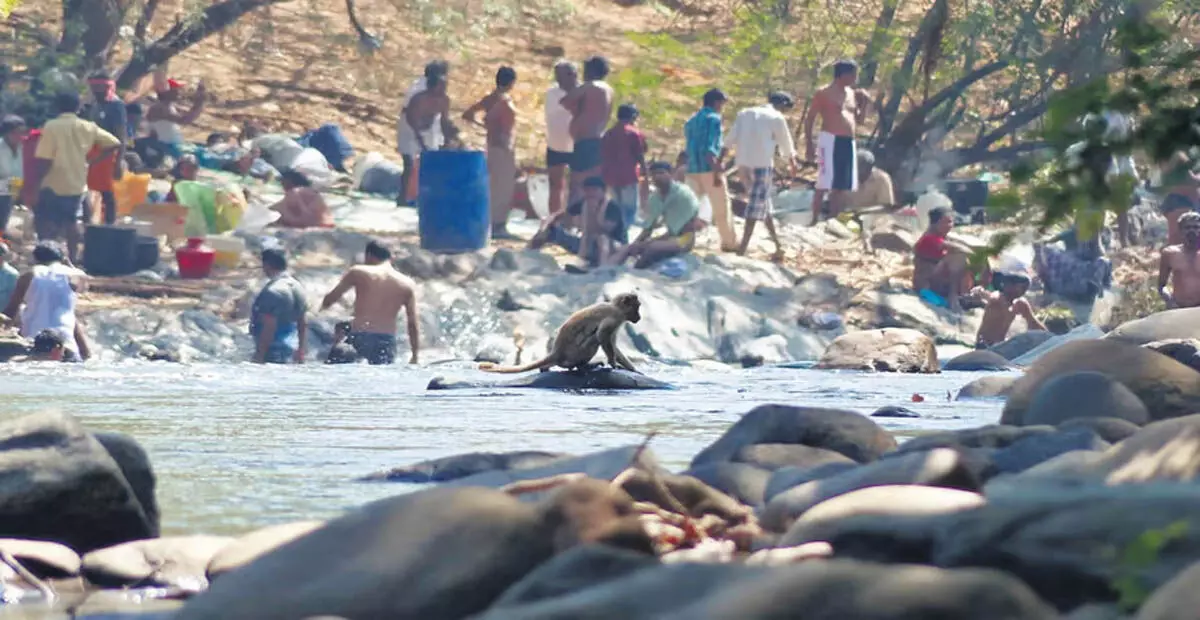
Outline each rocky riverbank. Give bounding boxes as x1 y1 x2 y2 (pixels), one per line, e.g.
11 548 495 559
6 314 1200 619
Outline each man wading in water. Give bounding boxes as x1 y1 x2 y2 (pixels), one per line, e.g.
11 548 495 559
321 240 420 365
561 56 614 205
463 66 519 239
804 60 872 224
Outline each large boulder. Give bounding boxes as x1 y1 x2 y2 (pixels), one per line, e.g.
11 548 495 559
427 368 674 391
439 445 658 492
358 451 567 483
483 544 661 614
895 424 1056 455
91 431 159 535
1058 417 1141 443
936 484 1200 610
944 350 1012 371
816 328 939 373
206 520 325 580
1137 559 1200 620
731 443 855 471
779 485 985 547
1001 340 1200 424
177 483 647 620
82 535 234 589
660 560 1057 620
682 463 771 507
761 448 980 532
689 405 897 468
764 462 860 503
956 375 1017 400
1105 307 1200 346
0 412 155 553
1143 338 1200 373
988 330 1056 361
985 427 1111 476
1018 371 1150 427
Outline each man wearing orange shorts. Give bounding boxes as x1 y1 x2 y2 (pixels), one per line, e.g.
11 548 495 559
85 71 127 225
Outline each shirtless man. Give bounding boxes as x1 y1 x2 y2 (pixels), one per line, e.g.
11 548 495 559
804 60 872 225
974 273 1047 349
561 56 614 204
1158 211 1200 309
320 240 420 365
464 67 519 239
398 61 454 206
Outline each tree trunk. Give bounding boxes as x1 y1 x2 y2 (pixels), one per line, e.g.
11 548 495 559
59 0 131 72
116 0 291 89
860 0 901 88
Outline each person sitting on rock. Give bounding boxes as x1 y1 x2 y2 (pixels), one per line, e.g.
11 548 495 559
608 161 705 269
974 272 1047 349
1158 211 1200 309
270 169 333 229
528 176 626 270
912 207 987 312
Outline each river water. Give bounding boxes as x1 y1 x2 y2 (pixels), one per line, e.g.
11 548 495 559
0 362 1010 536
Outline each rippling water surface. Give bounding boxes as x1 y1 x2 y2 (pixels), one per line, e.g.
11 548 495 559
0 362 1010 535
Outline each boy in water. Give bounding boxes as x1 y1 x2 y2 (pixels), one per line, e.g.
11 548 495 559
974 273 1047 349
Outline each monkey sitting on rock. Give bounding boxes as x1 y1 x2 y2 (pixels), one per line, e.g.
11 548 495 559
479 293 642 374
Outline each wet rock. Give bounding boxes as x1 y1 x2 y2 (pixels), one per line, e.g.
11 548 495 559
779 485 985 547
707 296 761 364
871 405 920 418
689 405 897 468
489 248 520 271
206 520 325 580
0 412 154 553
0 338 29 362
495 288 536 312
816 328 938 373
944 350 1011 371
764 462 860 503
82 535 234 589
936 484 1200 610
734 335 789 368
438 254 483 278
955 375 1017 400
485 544 659 613
895 424 1056 454
732 443 855 471
472 334 520 365
176 487 575 620
988 330 1056 361
1136 559 1200 620
359 450 567 483
682 462 771 507
987 428 1110 476
1105 307 1200 346
0 538 81 577
661 560 1058 620
793 273 844 306
1142 338 1200 373
427 368 674 391
92 432 159 537
439 445 659 492
1018 371 1150 427
1001 340 1200 424
393 249 439 280
761 448 980 532
1058 417 1140 443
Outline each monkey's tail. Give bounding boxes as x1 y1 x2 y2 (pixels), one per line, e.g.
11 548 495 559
478 357 549 374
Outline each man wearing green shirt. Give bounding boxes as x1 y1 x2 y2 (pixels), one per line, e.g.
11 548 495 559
609 161 704 268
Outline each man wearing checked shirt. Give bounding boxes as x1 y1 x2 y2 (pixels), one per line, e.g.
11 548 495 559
683 88 737 252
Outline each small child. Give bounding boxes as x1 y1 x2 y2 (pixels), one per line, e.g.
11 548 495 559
974 272 1047 349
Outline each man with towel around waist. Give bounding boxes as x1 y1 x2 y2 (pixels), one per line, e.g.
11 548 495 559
804 59 873 225
321 240 420 365
463 66 519 239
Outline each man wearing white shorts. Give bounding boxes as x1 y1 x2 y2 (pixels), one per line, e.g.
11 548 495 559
804 60 872 225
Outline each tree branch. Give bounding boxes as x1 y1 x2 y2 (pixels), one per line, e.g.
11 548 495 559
946 141 1050 168
133 0 162 43
877 0 947 142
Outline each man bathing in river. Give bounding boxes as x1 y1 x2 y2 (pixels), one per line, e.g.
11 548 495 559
1 241 90 362
251 248 308 364
1158 211 1200 309
974 273 1046 349
321 240 420 365
561 56 614 204
804 60 872 224
13 329 70 363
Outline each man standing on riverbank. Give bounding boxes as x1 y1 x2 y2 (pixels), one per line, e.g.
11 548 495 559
727 91 797 260
321 240 420 365
29 92 122 263
85 70 127 225
463 67 519 239
561 56 614 204
251 248 308 364
545 60 577 215
1159 212 1200 309
398 61 453 207
684 88 737 252
805 60 872 225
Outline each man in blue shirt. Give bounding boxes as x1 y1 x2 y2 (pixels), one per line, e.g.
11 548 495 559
251 248 309 364
683 88 736 252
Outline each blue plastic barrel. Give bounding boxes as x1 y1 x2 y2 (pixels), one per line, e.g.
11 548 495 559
418 150 490 253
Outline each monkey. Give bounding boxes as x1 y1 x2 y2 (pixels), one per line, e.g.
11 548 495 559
478 293 642 374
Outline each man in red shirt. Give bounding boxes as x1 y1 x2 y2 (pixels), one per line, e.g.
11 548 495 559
600 103 647 235
913 207 970 311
